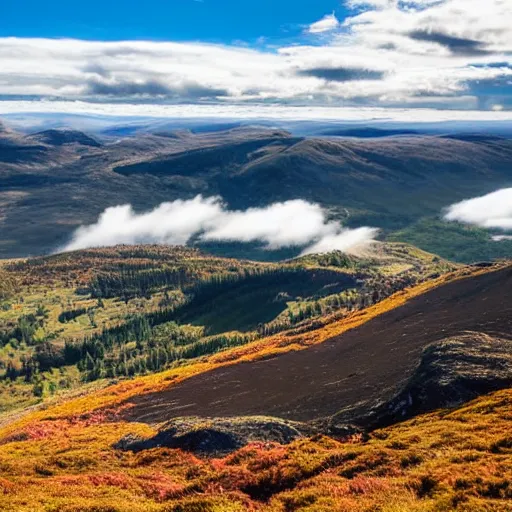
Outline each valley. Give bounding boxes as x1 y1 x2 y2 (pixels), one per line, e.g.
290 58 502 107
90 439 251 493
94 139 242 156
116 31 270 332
1 122 512 262
1 123 511 512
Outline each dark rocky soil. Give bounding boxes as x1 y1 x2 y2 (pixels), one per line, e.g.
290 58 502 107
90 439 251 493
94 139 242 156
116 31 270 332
123 265 512 426
116 330 511 456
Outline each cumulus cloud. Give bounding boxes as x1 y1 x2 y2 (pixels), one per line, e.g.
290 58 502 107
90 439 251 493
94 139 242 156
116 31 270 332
444 188 512 231
308 14 340 34
0 0 511 110
62 196 378 255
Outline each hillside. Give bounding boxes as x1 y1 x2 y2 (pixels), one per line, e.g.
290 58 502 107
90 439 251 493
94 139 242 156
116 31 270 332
0 262 510 512
0 243 453 415
122 264 512 425
26 129 102 147
1 123 512 261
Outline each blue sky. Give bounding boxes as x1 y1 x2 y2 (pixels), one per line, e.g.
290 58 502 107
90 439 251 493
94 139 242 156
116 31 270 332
1 0 346 43
0 0 511 116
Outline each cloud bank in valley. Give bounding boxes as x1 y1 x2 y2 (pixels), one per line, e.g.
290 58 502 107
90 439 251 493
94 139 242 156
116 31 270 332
62 196 378 255
444 188 512 231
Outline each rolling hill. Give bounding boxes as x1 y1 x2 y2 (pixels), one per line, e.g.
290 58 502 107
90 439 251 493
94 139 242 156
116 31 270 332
122 264 512 426
1 122 512 261
26 128 102 147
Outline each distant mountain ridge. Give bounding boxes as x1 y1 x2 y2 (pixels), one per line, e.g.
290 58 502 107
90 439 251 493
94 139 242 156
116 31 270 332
1 123 512 261
26 129 102 147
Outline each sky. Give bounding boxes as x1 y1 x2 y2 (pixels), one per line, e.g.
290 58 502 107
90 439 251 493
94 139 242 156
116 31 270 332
1 0 346 43
1 0 511 117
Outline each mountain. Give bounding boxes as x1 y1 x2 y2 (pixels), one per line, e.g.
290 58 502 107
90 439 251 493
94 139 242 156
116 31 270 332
112 135 512 215
122 264 512 426
1 123 512 261
0 253 510 512
26 129 102 147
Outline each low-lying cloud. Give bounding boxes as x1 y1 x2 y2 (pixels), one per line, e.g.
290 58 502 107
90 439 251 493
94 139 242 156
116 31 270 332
444 188 512 231
62 196 378 255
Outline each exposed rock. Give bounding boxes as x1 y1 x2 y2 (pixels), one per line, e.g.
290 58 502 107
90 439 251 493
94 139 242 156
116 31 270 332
115 416 307 457
363 332 512 428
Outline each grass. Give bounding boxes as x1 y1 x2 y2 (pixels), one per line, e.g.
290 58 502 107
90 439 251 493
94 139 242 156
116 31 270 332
0 261 509 511
0 387 510 511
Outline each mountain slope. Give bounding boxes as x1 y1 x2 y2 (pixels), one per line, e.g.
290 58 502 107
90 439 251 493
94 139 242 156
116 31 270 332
0 242 454 416
1 124 512 260
0 263 511 512
113 135 512 215
122 264 512 425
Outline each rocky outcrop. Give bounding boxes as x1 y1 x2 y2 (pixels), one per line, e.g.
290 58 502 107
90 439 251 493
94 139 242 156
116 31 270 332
115 416 309 457
361 332 512 428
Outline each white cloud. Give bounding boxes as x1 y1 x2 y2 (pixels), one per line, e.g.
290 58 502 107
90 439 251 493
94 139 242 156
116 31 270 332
202 200 336 248
63 196 222 251
300 227 379 255
0 0 511 110
444 188 512 231
62 195 378 255
308 14 340 34
2 100 512 123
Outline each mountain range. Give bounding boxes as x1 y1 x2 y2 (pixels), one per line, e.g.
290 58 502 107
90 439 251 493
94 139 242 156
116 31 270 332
1 114 511 508
1 120 512 262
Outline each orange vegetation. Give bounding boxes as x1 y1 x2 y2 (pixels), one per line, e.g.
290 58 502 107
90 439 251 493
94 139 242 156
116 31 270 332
0 263 502 437
0 388 510 511
0 264 510 511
